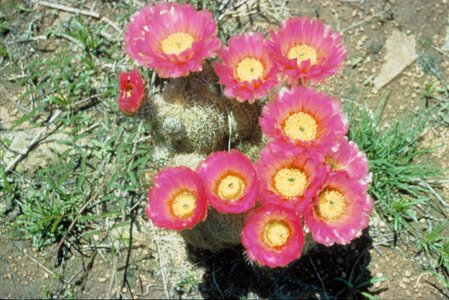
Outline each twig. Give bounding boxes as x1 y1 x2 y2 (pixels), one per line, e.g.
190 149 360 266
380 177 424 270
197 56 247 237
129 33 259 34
308 257 329 299
341 10 387 33
132 135 153 145
16 35 47 43
5 110 62 173
414 272 432 289
55 33 84 49
37 1 100 19
149 222 170 299
108 247 119 298
212 259 224 299
433 46 449 58
418 181 449 208
137 284 164 297
46 182 106 259
227 110 232 151
101 17 122 33
13 243 61 280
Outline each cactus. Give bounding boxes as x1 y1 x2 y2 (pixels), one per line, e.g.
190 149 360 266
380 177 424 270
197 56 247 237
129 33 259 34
167 152 205 170
151 65 261 154
180 208 246 252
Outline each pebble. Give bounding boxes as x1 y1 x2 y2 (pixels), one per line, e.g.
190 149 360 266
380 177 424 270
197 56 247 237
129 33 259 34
405 270 411 277
44 273 49 279
376 272 383 278
399 282 407 289
99 277 107 283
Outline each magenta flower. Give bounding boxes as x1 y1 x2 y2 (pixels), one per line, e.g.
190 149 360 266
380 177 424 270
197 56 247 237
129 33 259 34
124 2 221 78
268 17 347 85
146 167 208 230
213 32 278 103
256 142 327 214
197 150 258 214
304 173 373 246
259 86 348 153
242 204 304 268
324 138 371 187
118 68 146 116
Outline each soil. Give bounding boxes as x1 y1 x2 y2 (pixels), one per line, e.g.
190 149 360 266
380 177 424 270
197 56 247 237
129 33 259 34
1 0 449 299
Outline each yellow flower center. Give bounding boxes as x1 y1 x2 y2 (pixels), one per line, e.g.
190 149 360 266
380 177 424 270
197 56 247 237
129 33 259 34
283 112 318 142
236 58 264 82
273 167 308 199
171 191 197 219
161 32 194 55
262 220 291 248
324 156 344 171
287 44 318 66
315 189 346 222
216 174 247 201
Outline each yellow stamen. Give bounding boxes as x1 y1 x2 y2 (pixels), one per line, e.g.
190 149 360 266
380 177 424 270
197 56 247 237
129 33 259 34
125 91 131 98
315 189 346 222
283 112 318 142
161 32 194 55
324 156 344 171
216 174 247 201
236 58 264 82
171 191 197 219
287 44 318 66
262 220 291 248
273 168 308 199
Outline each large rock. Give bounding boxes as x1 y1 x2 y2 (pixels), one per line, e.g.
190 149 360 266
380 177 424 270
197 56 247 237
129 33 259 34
374 30 418 89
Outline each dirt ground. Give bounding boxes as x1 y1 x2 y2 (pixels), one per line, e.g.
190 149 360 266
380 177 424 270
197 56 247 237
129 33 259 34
1 0 449 299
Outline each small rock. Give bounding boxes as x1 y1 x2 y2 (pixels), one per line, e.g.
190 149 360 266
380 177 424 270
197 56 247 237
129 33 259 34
405 270 411 277
399 282 406 289
99 277 107 283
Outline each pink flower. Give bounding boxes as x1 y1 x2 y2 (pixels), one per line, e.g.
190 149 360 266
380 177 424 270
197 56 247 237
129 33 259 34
124 2 221 78
146 167 208 230
256 142 327 214
259 86 348 153
197 150 258 214
304 173 373 246
213 33 278 103
324 138 371 187
118 68 146 116
267 17 347 85
242 204 304 268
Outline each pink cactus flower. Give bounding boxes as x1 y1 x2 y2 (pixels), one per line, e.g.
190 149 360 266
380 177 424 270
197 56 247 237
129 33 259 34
146 167 208 230
256 142 327 214
118 68 146 116
197 150 258 214
267 17 347 85
213 32 278 103
259 86 348 154
124 2 221 78
304 172 373 246
242 203 304 268
324 138 371 187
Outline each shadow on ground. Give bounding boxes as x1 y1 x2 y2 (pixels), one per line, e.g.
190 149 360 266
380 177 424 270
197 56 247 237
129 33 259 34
186 231 376 299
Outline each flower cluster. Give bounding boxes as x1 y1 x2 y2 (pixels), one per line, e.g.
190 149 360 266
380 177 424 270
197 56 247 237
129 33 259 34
119 2 374 269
